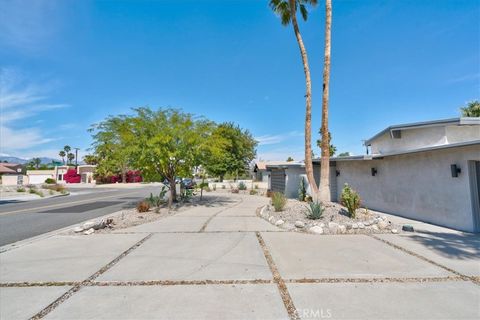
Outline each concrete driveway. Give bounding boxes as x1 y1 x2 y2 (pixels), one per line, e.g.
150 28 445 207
0 193 479 319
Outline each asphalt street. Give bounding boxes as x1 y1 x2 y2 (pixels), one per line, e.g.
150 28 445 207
0 185 162 246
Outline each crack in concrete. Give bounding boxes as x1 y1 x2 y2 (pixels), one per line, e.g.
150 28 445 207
368 234 479 286
256 232 299 320
29 233 153 320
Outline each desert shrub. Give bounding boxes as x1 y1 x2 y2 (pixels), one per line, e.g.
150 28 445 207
271 192 287 212
43 184 65 192
137 201 150 213
254 184 259 189
341 183 361 218
29 188 37 194
16 187 26 192
238 181 247 190
222 185 226 189
212 184 216 191
266 190 273 198
298 177 307 201
60 189 68 195
34 190 44 197
44 178 56 184
231 188 239 194
180 188 195 201
49 190 54 195
249 189 257 195
305 195 313 203
305 201 324 220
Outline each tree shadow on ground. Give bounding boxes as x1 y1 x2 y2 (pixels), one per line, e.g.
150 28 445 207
407 230 480 260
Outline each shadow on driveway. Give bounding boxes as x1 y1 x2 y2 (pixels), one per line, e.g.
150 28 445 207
409 230 480 260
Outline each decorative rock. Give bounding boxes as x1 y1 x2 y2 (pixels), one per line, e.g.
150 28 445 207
345 223 353 230
364 220 371 226
319 223 325 228
391 229 399 234
309 226 323 234
283 223 295 230
295 220 305 228
73 226 84 233
328 222 339 228
358 222 365 229
83 228 94 235
92 220 107 230
82 221 95 230
268 216 275 223
378 220 389 230
352 223 359 229
371 225 379 231
275 219 285 226
402 225 415 232
381 215 388 221
338 225 347 234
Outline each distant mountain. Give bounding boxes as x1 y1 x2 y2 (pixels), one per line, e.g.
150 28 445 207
0 156 62 165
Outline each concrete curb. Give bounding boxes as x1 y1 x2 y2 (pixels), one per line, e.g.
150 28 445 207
0 209 127 253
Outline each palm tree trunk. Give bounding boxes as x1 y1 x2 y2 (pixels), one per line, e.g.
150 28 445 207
289 0 318 196
319 0 332 202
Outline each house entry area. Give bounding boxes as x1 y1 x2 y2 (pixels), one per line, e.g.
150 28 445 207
469 161 480 233
270 168 286 194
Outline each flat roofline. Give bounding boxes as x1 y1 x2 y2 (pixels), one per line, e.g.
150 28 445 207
332 140 480 161
364 117 479 146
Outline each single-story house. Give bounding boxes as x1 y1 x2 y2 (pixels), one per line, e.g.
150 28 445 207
268 117 480 232
1 165 98 186
253 162 268 182
265 161 337 200
0 163 25 186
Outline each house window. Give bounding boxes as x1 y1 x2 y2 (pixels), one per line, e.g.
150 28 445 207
58 174 63 181
392 130 402 139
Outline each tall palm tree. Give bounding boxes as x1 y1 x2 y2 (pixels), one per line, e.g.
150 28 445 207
59 150 66 164
67 153 75 165
318 0 332 202
270 0 319 196
64 145 71 154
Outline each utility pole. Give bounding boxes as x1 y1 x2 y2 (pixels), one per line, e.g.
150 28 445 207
74 147 80 166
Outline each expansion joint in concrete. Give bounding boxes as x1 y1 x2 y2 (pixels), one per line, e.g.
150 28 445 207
29 233 153 320
368 234 479 286
256 232 299 320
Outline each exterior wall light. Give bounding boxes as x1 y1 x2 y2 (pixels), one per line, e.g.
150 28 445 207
336 170 340 177
450 164 461 178
371 168 377 176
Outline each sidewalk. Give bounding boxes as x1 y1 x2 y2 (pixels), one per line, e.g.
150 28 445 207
1 194 478 319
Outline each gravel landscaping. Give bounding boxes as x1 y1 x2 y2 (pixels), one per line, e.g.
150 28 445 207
258 199 404 235
63 194 231 235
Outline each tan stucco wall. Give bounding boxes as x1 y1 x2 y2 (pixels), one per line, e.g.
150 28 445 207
1 175 28 186
336 144 480 232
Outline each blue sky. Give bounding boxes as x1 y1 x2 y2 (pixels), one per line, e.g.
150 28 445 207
0 0 478 161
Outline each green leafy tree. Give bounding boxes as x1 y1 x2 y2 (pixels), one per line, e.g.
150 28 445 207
286 156 294 162
89 115 133 183
270 0 319 197
338 152 350 157
32 157 41 169
128 107 217 205
203 122 257 181
460 100 480 117
59 151 66 164
83 155 98 165
316 131 336 157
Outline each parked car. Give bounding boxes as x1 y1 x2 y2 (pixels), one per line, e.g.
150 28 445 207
181 178 196 189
